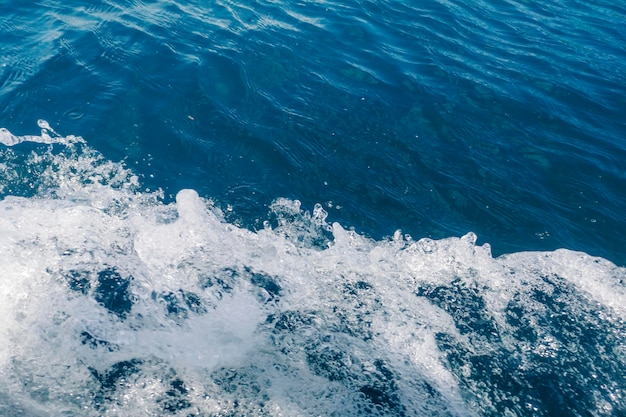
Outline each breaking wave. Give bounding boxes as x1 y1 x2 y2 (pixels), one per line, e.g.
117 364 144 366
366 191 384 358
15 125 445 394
0 124 624 416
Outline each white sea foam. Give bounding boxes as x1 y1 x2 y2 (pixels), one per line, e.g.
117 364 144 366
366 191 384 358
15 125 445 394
0 122 83 146
0 123 624 416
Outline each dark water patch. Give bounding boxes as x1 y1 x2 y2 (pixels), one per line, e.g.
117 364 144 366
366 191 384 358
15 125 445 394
248 268 282 303
266 310 317 333
432 272 626 416
357 359 405 416
64 270 92 294
80 331 118 352
200 266 282 303
199 268 236 299
89 359 143 408
416 277 499 341
305 343 351 382
94 268 135 319
154 289 207 322
158 377 192 414
333 278 381 342
210 367 269 414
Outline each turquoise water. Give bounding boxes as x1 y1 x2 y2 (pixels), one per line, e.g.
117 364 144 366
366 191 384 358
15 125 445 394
1 0 625 416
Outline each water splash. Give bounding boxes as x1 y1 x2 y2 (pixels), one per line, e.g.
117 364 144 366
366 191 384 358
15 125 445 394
0 120 84 146
0 123 624 416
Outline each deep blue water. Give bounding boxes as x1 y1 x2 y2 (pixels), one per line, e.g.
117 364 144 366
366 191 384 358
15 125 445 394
1 0 625 416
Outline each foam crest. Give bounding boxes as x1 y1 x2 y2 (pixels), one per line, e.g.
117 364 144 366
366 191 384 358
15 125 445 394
0 120 84 146
1 123 625 416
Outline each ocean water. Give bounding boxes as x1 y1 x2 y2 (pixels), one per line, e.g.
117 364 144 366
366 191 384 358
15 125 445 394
1 0 625 416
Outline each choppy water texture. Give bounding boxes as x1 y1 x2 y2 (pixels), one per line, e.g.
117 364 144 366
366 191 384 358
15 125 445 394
2 0 625 263
1 0 626 415
0 129 625 416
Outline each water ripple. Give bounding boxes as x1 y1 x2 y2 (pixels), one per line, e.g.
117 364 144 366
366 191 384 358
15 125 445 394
1 0 625 266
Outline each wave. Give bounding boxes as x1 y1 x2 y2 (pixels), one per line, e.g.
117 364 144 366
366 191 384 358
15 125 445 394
3 0 626 269
0 123 624 416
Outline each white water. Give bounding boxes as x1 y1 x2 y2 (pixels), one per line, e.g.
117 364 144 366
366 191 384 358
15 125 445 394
0 124 624 416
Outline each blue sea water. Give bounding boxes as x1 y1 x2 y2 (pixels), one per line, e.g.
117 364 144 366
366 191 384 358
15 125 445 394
1 0 625 416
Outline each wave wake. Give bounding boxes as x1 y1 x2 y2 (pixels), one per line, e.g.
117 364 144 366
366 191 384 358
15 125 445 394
0 123 624 416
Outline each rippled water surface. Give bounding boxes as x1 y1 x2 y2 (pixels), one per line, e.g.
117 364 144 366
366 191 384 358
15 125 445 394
2 0 624 262
1 0 625 415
